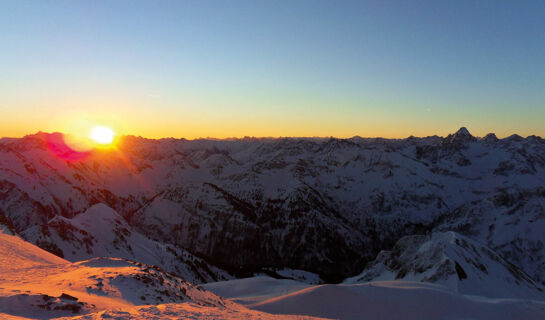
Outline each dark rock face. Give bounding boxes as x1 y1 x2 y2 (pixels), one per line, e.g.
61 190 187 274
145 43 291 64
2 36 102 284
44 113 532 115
131 183 372 281
1 129 545 283
446 127 476 144
0 179 55 230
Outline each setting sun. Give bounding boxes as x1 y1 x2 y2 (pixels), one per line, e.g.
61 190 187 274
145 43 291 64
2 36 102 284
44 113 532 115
89 126 115 145
1 2 545 319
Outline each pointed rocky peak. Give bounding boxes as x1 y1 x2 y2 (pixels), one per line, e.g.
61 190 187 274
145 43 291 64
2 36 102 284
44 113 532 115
454 127 472 137
443 127 477 146
483 133 499 143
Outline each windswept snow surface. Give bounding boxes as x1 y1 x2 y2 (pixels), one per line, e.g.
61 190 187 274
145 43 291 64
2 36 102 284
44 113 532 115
0 232 321 319
0 225 67 267
205 276 545 320
57 303 326 320
204 276 311 305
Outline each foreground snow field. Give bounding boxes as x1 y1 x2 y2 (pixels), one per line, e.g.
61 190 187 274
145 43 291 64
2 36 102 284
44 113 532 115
205 276 545 320
0 231 322 320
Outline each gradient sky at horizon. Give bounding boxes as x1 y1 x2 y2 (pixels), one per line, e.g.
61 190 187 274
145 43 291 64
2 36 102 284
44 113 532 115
1 0 544 139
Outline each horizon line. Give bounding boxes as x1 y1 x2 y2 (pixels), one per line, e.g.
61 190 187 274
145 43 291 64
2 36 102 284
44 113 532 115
0 129 541 142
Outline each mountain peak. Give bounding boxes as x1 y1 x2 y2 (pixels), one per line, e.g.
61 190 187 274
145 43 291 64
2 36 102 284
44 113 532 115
78 203 122 222
443 127 476 146
454 127 472 137
483 133 499 143
505 134 524 142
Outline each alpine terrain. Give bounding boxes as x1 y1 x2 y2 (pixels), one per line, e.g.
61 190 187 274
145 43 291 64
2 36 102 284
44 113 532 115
1 127 545 319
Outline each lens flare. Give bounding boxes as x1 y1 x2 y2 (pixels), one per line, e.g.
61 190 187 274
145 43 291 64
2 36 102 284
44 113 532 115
45 133 91 161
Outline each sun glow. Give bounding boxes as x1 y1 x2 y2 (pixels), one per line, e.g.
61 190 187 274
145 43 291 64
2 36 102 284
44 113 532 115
89 126 115 145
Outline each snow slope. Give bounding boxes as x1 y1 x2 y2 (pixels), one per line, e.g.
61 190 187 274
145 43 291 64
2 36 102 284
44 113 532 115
0 226 68 268
0 232 322 320
21 203 232 284
59 303 326 320
204 276 310 305
253 281 545 320
205 276 545 320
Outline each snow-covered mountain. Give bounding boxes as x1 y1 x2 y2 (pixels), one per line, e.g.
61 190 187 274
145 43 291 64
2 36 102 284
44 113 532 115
344 231 543 299
1 128 544 286
21 203 232 283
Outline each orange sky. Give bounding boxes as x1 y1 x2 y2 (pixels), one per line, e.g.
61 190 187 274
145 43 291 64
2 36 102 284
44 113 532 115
1 1 544 140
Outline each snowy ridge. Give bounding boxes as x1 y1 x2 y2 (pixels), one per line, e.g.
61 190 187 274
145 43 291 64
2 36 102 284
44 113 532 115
21 203 232 284
344 231 544 299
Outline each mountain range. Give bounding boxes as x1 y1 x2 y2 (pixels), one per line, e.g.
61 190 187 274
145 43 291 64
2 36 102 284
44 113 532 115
1 127 544 298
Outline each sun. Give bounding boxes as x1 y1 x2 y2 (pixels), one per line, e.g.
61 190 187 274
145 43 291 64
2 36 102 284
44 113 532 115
89 126 115 145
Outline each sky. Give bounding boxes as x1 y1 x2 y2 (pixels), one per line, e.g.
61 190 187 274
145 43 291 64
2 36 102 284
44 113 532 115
1 0 544 139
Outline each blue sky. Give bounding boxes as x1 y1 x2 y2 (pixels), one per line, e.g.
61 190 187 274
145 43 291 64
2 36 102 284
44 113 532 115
1 0 544 138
